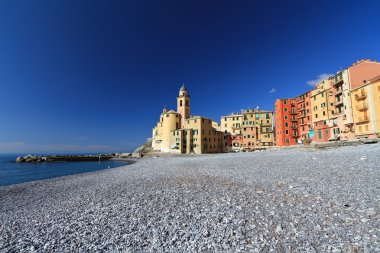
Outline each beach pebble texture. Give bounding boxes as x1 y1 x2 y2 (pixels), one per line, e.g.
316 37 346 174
0 144 379 252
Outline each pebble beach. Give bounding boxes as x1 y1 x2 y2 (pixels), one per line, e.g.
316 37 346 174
0 144 379 252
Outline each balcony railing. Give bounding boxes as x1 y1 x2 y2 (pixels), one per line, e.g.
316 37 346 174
298 114 306 118
335 100 343 106
355 92 367 100
335 87 343 95
356 103 368 111
290 110 297 114
291 125 298 129
357 116 370 123
297 98 305 104
333 74 344 84
290 118 297 122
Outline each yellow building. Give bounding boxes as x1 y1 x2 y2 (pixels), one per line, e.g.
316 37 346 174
310 80 331 122
152 86 226 154
171 116 225 154
221 114 243 135
309 79 334 142
351 75 380 138
152 108 180 152
241 109 274 149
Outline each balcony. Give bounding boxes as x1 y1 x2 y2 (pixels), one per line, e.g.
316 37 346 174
356 103 368 111
300 121 307 126
334 87 343 95
357 116 370 123
291 133 298 137
333 74 344 85
355 92 367 100
290 110 297 115
290 118 297 122
298 113 306 118
335 100 343 106
261 122 272 127
291 125 298 129
297 98 305 104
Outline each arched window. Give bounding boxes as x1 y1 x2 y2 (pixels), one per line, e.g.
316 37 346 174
180 100 183 106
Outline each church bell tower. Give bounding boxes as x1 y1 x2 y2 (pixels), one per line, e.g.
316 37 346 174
177 85 190 129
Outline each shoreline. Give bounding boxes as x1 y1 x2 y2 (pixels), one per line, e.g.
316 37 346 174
0 158 138 189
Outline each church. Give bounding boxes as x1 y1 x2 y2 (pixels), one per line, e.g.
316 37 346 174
152 86 229 154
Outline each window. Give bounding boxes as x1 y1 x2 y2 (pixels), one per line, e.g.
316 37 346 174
284 108 288 112
315 114 318 118
186 100 189 106
285 130 289 135
323 111 326 116
284 116 288 120
180 100 182 106
285 122 288 127
365 125 369 131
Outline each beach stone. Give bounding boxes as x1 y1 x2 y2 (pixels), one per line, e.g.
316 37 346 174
0 144 379 252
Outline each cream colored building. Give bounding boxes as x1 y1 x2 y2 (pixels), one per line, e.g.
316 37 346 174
351 75 380 138
152 86 226 154
221 114 243 135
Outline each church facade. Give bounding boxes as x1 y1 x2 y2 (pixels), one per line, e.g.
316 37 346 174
152 86 229 154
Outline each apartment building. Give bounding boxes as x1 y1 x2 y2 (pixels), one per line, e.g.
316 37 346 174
296 91 312 140
220 113 243 151
274 99 298 146
241 109 274 150
310 79 332 142
351 75 380 138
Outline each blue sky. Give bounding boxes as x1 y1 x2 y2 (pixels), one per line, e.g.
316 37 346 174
1 0 380 153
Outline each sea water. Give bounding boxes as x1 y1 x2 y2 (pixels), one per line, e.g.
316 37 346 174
0 154 128 187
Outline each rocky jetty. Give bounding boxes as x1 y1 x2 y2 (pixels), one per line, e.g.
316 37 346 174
15 154 114 163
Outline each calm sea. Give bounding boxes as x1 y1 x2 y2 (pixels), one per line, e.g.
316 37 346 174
0 154 128 187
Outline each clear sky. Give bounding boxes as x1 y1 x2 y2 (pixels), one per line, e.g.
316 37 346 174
1 0 380 153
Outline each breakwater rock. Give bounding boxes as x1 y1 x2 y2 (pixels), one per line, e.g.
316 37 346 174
15 154 114 163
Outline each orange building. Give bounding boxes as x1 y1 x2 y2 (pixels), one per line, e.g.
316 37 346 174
275 98 298 146
296 91 312 140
